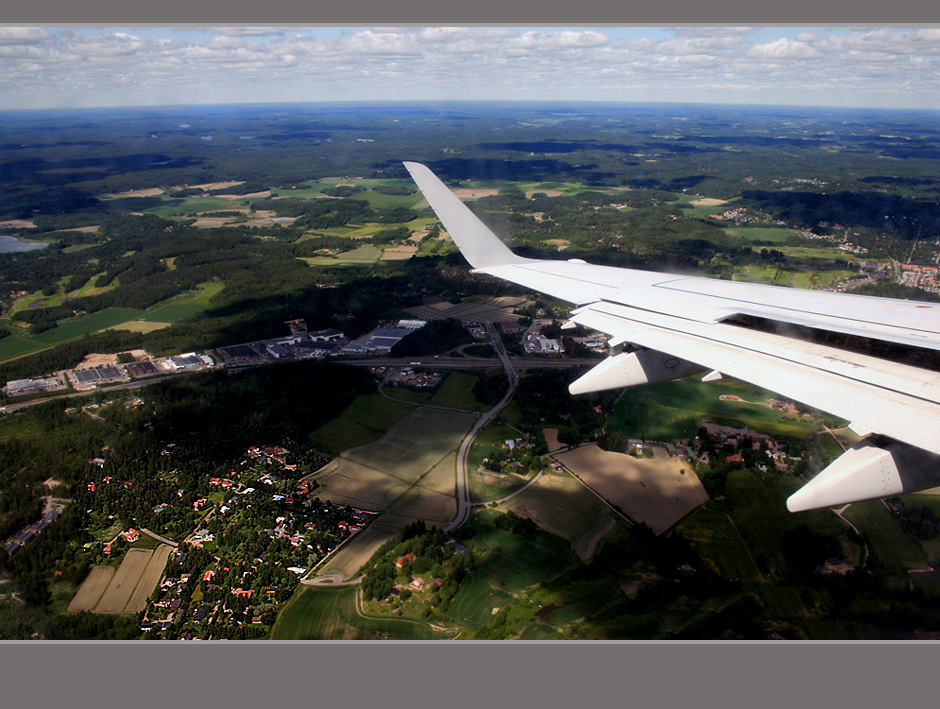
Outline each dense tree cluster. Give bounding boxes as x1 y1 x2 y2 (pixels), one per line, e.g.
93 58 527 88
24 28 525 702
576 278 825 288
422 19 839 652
360 523 471 610
389 318 471 357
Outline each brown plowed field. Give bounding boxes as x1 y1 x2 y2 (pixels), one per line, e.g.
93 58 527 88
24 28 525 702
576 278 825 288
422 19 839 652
67 565 114 612
95 548 153 613
125 544 173 613
554 444 708 535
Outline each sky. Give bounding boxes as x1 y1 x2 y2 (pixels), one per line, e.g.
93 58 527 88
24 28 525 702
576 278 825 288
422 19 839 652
2 26 940 111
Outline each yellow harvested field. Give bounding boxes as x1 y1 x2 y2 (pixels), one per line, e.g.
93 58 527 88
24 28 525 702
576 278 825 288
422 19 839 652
554 444 708 535
690 198 730 207
108 321 172 333
495 473 615 560
414 451 458 496
314 522 401 580
0 219 36 229
67 565 114 612
387 486 456 527
95 548 154 613
186 180 244 191
344 409 476 483
380 245 418 260
190 217 239 228
125 544 173 613
215 190 271 199
53 225 99 234
313 459 412 510
107 188 165 198
452 188 499 199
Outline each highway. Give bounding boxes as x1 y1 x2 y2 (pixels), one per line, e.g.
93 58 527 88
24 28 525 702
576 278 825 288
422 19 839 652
340 355 594 371
2 352 595 414
445 322 519 532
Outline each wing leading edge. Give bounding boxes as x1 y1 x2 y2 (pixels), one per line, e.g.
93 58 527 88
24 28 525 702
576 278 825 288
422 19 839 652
404 161 940 512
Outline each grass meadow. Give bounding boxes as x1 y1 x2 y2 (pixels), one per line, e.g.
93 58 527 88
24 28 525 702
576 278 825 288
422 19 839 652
606 376 823 442
309 394 414 455
446 574 514 630
272 586 447 640
297 245 383 267
723 227 800 243
842 501 931 575
470 515 578 591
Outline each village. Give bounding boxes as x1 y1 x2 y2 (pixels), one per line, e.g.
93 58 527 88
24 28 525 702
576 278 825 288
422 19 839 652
64 438 377 639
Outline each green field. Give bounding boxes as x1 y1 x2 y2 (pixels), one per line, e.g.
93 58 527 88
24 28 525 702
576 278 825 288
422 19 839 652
309 394 414 455
343 408 476 482
335 224 392 238
381 386 432 405
467 419 529 502
445 574 514 630
382 371 487 412
677 469 861 619
298 245 383 267
0 282 225 363
469 421 520 471
471 516 579 590
675 195 735 220
426 372 487 411
842 501 930 575
736 266 856 290
724 227 799 243
103 195 237 216
30 308 146 345
272 586 448 640
0 332 47 361
139 281 225 323
607 377 823 442
469 469 529 503
777 245 857 260
358 191 424 210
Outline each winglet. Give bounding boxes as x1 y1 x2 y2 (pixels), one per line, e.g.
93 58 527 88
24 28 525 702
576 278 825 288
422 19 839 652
403 161 529 270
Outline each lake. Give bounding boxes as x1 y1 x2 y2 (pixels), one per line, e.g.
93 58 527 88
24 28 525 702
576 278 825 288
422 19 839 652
0 235 48 253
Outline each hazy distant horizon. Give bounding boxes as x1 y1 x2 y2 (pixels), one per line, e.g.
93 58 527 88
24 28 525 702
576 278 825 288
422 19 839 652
3 98 939 116
3 26 940 111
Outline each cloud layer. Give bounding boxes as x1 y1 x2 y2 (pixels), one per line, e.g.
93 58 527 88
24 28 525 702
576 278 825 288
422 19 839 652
2 26 940 110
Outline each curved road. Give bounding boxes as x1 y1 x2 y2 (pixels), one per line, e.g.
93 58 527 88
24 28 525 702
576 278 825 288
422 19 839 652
446 322 519 532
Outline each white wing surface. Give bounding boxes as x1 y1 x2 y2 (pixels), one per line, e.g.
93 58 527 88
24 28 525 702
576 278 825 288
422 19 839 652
404 161 940 512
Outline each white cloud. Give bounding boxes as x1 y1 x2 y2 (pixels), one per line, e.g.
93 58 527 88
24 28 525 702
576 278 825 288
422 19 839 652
510 30 610 51
1 26 940 109
209 27 291 37
342 30 422 56
749 38 822 59
0 26 52 45
656 36 744 56
670 27 757 39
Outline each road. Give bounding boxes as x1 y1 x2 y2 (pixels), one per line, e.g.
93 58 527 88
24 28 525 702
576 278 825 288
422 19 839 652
3 355 593 414
340 355 594 370
0 373 178 413
446 322 519 532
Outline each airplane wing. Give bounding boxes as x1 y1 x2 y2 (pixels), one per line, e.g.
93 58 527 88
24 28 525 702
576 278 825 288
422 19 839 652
404 160 940 512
